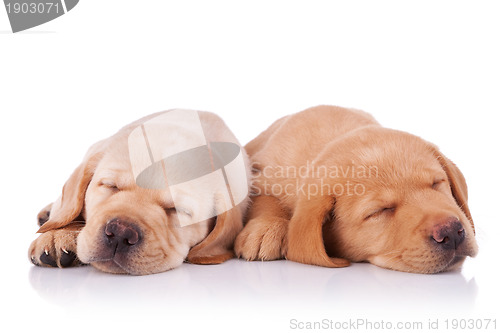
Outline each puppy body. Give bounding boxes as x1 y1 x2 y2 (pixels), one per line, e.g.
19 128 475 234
235 105 477 273
30 110 251 275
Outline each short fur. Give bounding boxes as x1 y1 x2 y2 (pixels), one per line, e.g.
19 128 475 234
29 110 251 275
235 105 477 273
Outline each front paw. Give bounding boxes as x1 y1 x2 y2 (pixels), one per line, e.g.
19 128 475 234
37 203 52 227
28 223 84 268
235 217 288 261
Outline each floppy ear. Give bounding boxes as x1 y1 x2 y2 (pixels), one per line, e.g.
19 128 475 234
187 204 244 265
286 186 350 268
37 143 105 233
434 151 475 234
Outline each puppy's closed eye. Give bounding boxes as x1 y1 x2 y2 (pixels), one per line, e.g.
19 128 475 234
162 205 192 218
175 207 193 217
364 206 396 220
98 180 120 192
432 179 446 190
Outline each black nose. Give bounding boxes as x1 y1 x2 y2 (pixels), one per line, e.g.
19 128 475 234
105 218 142 251
431 219 465 250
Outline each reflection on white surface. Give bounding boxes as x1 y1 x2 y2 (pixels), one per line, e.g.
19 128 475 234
18 217 499 332
23 214 498 333
29 259 477 316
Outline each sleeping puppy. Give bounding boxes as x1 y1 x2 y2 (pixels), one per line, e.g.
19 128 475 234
29 110 251 275
235 105 478 274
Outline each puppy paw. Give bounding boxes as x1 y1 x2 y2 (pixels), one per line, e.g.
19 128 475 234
37 203 52 227
235 217 288 261
28 223 84 268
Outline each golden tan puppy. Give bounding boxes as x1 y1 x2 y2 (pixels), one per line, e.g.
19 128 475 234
235 105 477 274
29 110 251 275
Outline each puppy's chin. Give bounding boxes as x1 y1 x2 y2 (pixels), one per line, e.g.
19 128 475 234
370 254 469 274
90 259 181 275
91 261 128 274
441 255 467 273
77 231 185 275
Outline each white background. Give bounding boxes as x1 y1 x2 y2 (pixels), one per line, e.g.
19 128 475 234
1 1 499 332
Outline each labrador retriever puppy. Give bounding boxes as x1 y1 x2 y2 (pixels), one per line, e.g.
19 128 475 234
29 110 251 275
235 105 478 273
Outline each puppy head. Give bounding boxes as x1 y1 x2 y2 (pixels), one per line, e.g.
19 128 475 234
38 135 242 275
289 127 477 274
